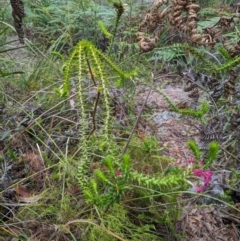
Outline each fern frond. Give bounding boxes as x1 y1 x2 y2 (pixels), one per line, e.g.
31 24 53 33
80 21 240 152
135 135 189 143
183 45 218 73
97 48 138 80
157 88 209 120
130 171 187 191
218 46 232 61
98 21 113 39
216 55 240 72
155 43 218 74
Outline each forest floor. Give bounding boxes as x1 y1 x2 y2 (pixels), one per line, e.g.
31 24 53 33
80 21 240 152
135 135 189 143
0 38 240 241
137 81 240 240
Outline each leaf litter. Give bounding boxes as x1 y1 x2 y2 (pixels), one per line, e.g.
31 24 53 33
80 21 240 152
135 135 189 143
136 82 240 241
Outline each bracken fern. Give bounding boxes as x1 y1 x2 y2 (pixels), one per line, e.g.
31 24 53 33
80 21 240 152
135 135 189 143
154 42 240 75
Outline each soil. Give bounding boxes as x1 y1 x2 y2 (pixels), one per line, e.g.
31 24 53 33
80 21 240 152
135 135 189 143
136 83 198 167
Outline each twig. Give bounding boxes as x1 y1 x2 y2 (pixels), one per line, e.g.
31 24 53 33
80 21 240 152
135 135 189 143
219 145 240 163
122 56 158 154
86 57 100 139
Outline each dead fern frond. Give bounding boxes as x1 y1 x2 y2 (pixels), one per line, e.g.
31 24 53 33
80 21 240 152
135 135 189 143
137 32 158 52
10 0 25 44
137 0 239 51
198 117 223 151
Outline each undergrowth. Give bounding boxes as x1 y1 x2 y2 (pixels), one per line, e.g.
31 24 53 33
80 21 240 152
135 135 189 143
0 0 240 240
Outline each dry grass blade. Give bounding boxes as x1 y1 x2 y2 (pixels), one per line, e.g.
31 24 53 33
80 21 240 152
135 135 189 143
65 219 128 241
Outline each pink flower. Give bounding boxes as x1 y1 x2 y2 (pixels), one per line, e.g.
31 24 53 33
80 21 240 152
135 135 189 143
193 168 204 177
193 184 205 193
192 169 213 193
188 157 195 164
203 170 212 188
204 170 212 182
188 156 213 193
198 160 203 165
115 169 122 177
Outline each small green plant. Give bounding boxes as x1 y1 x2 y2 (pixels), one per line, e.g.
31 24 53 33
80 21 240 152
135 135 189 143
204 141 219 168
187 140 219 193
84 154 131 208
141 136 159 154
229 169 240 188
130 170 187 192
157 87 209 123
188 139 219 168
106 0 126 55
57 39 136 194
188 139 202 161
85 153 188 209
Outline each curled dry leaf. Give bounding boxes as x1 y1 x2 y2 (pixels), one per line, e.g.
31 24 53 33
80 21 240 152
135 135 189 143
13 184 42 203
137 0 239 51
14 184 30 198
18 194 42 203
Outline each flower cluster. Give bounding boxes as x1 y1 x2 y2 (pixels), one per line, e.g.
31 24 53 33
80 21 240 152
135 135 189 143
192 168 212 193
188 158 213 193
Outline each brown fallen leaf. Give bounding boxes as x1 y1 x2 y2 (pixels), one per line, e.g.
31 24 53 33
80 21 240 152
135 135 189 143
14 184 30 198
18 194 41 203
176 101 188 109
14 184 42 203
